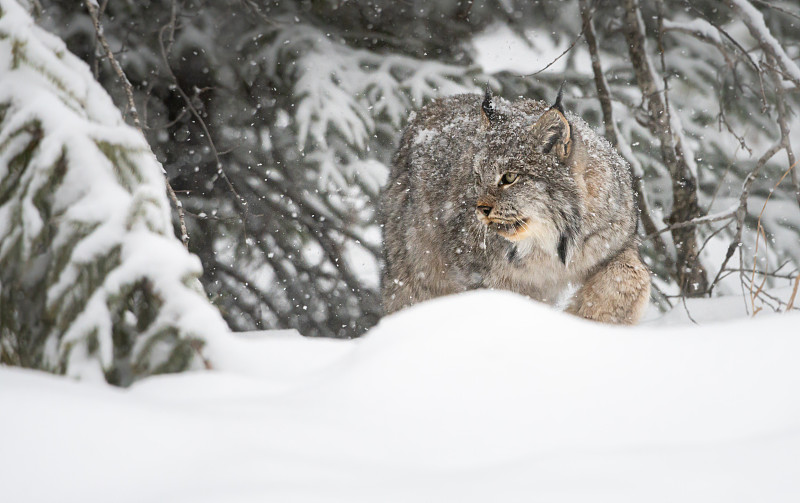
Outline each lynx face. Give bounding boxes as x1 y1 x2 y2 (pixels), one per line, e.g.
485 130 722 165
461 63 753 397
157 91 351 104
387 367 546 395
472 94 582 263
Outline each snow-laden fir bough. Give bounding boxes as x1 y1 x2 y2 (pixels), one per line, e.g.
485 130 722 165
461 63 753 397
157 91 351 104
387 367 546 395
380 88 651 324
0 0 228 384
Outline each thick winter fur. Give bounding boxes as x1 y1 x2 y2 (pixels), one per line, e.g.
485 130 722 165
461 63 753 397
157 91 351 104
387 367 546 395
380 92 651 324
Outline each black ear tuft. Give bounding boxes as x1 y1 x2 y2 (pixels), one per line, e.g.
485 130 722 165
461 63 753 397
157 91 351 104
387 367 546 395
552 81 566 114
481 84 496 124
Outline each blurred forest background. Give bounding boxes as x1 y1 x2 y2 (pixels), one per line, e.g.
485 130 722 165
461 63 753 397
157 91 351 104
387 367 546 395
1 0 799 382
40 0 800 335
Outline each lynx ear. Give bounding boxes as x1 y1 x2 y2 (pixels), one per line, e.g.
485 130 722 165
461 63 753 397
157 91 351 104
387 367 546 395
530 88 572 160
481 85 496 129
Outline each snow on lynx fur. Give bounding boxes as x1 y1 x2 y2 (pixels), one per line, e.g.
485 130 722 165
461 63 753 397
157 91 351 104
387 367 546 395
380 89 650 324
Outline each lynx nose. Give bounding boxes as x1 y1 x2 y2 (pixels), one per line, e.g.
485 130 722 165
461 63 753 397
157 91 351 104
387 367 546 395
477 204 493 217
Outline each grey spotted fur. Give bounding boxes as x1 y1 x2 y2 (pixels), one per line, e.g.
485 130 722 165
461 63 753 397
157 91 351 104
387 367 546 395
380 92 651 324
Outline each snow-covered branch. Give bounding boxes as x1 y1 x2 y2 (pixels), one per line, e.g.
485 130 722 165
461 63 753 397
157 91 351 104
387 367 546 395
0 0 228 384
726 0 800 88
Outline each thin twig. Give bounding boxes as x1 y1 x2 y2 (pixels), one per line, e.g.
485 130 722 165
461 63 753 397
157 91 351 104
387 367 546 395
725 0 800 89
707 142 782 294
84 0 140 128
681 295 699 324
766 53 800 210
696 222 731 256
157 23 249 220
787 275 800 311
239 0 280 26
705 163 734 213
740 274 797 312
685 1 769 109
84 0 190 248
750 0 800 21
722 267 799 281
579 0 615 143
749 160 798 312
524 23 587 77
749 224 769 314
645 210 736 240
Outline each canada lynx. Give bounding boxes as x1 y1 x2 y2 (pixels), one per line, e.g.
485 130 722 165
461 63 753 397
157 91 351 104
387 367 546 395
380 89 651 324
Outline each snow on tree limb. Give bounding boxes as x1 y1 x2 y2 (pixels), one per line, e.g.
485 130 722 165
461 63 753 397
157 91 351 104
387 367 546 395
662 18 723 45
0 0 229 385
254 20 477 175
726 0 800 87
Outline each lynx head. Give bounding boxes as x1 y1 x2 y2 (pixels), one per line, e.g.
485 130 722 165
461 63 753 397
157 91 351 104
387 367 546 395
473 87 581 264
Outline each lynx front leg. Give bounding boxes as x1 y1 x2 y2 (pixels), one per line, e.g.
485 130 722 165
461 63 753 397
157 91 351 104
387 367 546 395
567 246 651 325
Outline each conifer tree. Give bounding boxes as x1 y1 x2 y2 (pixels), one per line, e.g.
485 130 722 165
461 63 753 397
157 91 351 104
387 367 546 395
0 0 229 385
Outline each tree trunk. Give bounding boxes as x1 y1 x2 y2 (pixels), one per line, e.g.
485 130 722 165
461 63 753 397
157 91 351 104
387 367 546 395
622 0 708 296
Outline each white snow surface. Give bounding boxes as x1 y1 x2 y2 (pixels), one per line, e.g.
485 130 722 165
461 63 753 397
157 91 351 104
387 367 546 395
3 290 800 502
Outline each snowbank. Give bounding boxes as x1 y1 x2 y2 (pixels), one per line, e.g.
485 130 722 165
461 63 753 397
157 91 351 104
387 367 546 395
3 290 800 502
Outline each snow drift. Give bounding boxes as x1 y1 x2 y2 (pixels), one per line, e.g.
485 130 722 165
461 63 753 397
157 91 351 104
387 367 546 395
3 290 800 502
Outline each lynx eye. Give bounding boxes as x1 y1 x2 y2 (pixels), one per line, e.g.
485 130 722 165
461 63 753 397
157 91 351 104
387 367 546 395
499 172 519 186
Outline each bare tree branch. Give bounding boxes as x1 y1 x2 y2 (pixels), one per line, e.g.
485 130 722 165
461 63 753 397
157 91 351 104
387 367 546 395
623 0 708 296
708 142 783 294
84 0 190 249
